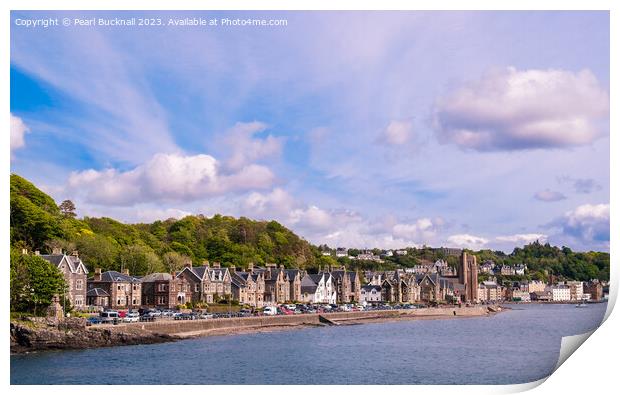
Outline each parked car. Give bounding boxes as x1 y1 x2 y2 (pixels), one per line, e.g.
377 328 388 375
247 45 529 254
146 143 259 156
198 313 214 319
87 316 102 325
124 311 140 323
263 306 278 316
100 310 119 323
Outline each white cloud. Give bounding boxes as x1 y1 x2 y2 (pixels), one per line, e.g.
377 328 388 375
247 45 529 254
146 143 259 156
447 234 489 248
67 153 275 206
553 203 609 244
10 114 29 153
392 217 441 242
134 208 192 223
433 67 609 151
222 121 284 171
534 189 566 202
496 233 548 244
378 120 414 145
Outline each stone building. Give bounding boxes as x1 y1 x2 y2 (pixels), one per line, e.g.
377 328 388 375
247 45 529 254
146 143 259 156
328 267 361 303
141 273 193 309
284 269 303 302
39 248 88 310
459 252 479 303
176 261 232 304
231 266 265 307
87 269 142 310
584 280 604 301
256 264 290 305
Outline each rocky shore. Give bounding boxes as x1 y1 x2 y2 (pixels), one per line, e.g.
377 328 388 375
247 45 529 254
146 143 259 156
10 317 174 354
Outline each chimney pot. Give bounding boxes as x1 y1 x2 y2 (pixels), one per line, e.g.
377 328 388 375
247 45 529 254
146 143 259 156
21 248 27 255
230 266 236 273
123 268 129 275
52 247 62 255
213 262 220 268
34 250 40 256
71 250 79 257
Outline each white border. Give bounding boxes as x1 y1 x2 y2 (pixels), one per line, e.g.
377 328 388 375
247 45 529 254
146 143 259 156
3 1 617 394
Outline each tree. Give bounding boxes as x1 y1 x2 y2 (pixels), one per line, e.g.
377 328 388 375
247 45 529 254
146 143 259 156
119 244 164 276
162 251 189 273
59 200 77 218
10 249 66 315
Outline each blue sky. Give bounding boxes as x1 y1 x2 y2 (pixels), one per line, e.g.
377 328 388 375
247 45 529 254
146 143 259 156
10 11 610 252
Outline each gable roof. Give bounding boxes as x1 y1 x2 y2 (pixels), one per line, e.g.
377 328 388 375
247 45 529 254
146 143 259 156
40 253 89 274
92 270 140 283
86 287 110 297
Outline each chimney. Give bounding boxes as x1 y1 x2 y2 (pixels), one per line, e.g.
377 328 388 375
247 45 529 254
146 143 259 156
123 268 130 276
94 268 102 282
52 247 62 255
202 260 210 268
34 250 40 256
247 262 254 272
21 248 27 255
279 264 284 269
71 250 79 257
183 257 192 269
230 265 236 273
213 262 220 269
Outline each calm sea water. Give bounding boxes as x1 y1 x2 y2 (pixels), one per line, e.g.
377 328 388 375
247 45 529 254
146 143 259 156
11 302 607 385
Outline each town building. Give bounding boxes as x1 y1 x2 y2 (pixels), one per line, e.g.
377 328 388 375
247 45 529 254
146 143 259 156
300 272 336 304
87 269 142 309
230 266 265 307
39 249 89 310
141 273 193 309
176 261 232 304
328 267 361 303
565 281 584 301
584 280 604 301
549 285 571 302
360 285 382 304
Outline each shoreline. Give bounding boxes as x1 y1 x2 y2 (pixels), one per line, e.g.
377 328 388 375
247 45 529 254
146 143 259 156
11 306 503 354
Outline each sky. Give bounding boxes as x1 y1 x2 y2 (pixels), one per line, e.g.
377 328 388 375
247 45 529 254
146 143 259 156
9 11 610 252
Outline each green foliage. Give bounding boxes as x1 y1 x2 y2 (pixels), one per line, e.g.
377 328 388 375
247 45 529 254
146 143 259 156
472 241 609 282
10 248 66 315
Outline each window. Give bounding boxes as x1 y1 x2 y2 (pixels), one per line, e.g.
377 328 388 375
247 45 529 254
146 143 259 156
76 279 83 290
195 284 199 292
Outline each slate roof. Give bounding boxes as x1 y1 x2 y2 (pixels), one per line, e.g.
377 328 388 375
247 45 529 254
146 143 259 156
92 271 140 283
362 285 381 292
40 254 89 274
86 288 110 297
141 273 173 282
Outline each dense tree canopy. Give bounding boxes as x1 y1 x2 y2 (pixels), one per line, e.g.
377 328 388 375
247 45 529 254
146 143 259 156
10 248 66 315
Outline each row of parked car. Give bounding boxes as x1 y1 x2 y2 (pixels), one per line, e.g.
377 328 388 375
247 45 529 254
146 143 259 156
86 303 428 325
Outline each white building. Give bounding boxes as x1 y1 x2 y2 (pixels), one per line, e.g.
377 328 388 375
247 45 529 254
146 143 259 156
301 273 337 304
550 285 571 302
360 285 382 304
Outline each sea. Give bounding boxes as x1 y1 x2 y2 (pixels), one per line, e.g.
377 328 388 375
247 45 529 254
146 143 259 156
10 302 608 385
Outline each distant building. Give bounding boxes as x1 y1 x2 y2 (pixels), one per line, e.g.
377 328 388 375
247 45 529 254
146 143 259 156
335 248 348 258
565 281 584 301
584 280 604 301
360 285 382 304
176 261 232 304
549 285 571 302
